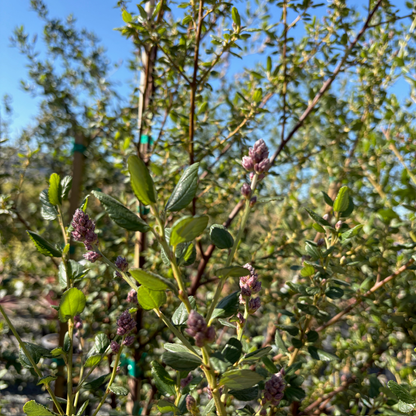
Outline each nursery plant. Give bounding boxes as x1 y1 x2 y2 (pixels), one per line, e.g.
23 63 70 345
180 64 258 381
3 0 416 415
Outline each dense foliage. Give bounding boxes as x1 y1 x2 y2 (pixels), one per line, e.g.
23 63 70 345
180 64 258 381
2 0 416 415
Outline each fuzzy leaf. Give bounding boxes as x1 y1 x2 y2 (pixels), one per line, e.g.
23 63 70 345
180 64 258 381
48 173 62 205
58 288 86 322
137 286 166 310
27 231 62 258
165 162 199 212
170 215 209 246
128 155 157 205
92 191 150 232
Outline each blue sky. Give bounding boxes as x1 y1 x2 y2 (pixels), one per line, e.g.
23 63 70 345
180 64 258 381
0 0 413 139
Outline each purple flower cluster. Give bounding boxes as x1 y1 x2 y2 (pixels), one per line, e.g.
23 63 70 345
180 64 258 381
127 289 137 304
111 310 136 353
261 369 286 407
186 310 216 347
110 340 120 354
241 183 251 198
83 251 101 263
239 264 261 314
116 310 136 336
122 335 135 347
186 395 197 413
242 139 270 180
115 256 129 278
71 209 98 250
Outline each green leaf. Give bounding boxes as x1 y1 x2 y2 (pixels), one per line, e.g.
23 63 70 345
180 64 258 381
95 333 109 354
388 381 415 404
300 265 315 277
37 375 57 385
284 386 306 402
297 302 319 316
308 346 340 361
19 343 52 368
76 400 89 416
170 215 209 246
130 268 171 291
122 10 132 22
231 6 241 26
262 356 278 373
202 399 216 416
165 162 199 212
39 190 57 220
151 361 176 396
128 155 157 205
209 224 234 249
58 288 86 322
215 266 248 279
253 88 262 103
306 331 319 343
172 296 196 325
341 197 355 218
230 386 259 401
219 369 264 389
222 338 242 364
157 399 179 413
275 330 288 353
59 260 89 290
312 223 325 233
48 173 62 206
162 349 202 371
321 191 333 207
92 191 150 232
83 373 111 390
242 347 272 362
27 231 62 258
397 401 415 413
23 400 59 416
326 287 344 299
84 355 101 368
109 385 129 395
212 291 240 319
333 186 349 213
51 348 64 357
63 332 71 353
341 224 363 240
61 176 72 200
304 208 331 227
136 286 166 310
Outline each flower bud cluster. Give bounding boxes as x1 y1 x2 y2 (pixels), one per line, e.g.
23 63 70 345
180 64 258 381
262 369 286 407
115 256 129 278
83 251 101 263
186 395 199 414
186 310 216 347
71 209 98 250
116 310 136 336
111 310 136 353
127 289 138 304
242 139 270 177
239 263 261 314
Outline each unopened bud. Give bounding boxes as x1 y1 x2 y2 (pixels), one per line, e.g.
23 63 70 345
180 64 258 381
323 214 329 221
317 238 325 247
250 196 257 207
241 183 251 198
186 395 197 412
335 220 342 230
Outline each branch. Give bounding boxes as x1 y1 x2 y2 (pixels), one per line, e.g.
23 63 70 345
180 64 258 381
270 0 383 166
315 257 415 333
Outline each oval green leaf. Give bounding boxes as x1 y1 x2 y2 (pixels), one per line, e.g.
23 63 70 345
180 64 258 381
219 369 264 389
58 288 86 322
137 286 166 310
128 155 157 205
27 231 62 258
170 215 209 246
92 191 150 232
333 186 350 213
209 224 234 249
165 162 199 212
48 173 62 206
